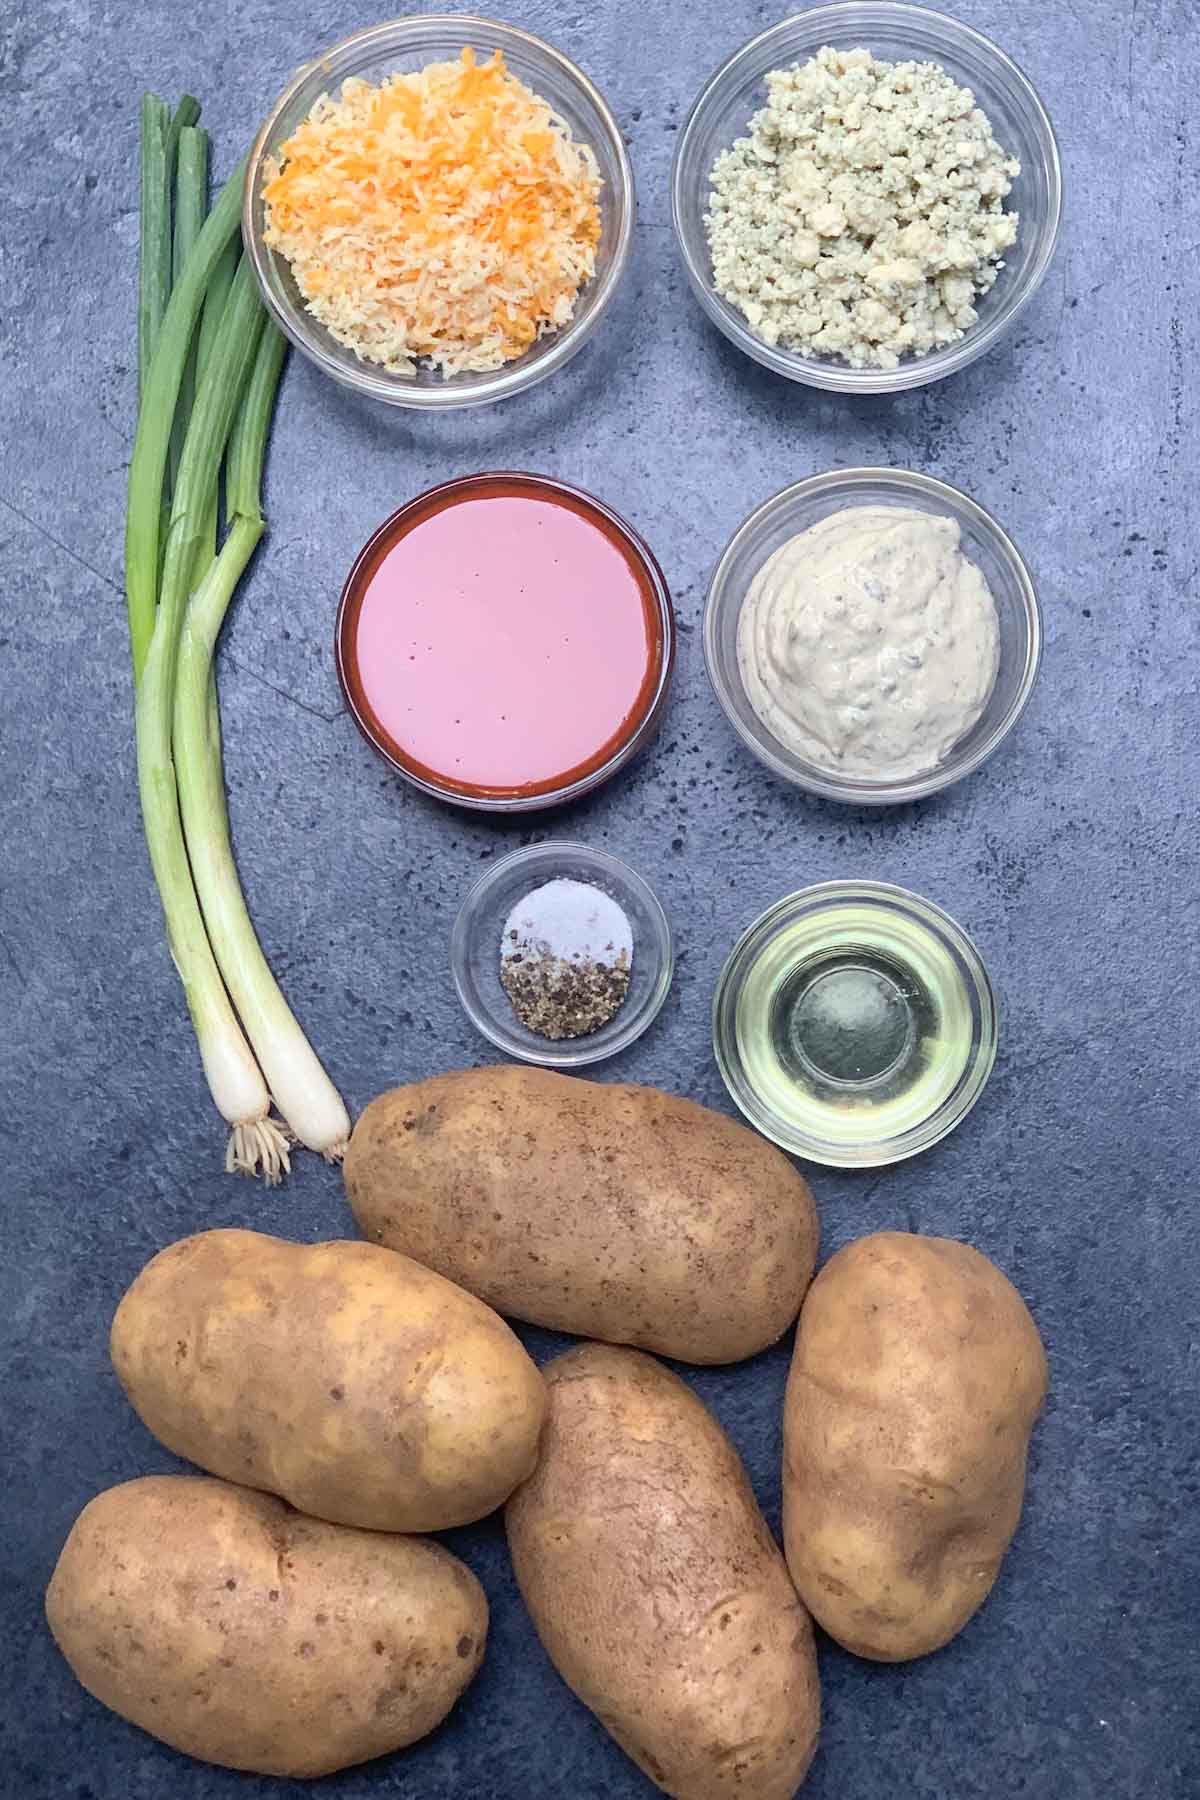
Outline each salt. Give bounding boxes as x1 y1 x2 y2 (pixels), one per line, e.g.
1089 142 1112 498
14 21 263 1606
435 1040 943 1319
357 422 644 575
502 879 633 968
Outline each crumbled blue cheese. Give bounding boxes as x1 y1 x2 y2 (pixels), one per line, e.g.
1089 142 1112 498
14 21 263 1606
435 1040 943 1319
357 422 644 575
705 47 1020 371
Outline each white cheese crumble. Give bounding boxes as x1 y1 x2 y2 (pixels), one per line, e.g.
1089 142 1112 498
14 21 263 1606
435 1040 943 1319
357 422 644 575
705 46 1020 371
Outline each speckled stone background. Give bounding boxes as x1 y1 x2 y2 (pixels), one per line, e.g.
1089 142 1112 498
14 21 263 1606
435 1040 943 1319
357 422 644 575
2 0 1198 1795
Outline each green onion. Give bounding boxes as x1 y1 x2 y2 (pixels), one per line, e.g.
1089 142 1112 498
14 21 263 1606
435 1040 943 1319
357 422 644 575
134 258 290 1181
168 125 209 499
137 94 171 402
128 99 347 1176
126 154 246 681
175 328 351 1161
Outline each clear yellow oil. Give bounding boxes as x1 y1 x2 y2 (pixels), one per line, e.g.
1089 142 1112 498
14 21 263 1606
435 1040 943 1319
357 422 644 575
735 901 976 1149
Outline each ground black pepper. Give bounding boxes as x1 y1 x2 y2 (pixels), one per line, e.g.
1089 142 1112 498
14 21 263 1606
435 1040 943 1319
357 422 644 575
500 942 631 1040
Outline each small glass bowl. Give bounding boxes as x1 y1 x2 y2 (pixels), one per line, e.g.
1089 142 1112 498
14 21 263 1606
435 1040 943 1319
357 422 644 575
451 844 673 1067
704 467 1041 805
244 16 634 409
712 880 997 1168
671 2 1062 393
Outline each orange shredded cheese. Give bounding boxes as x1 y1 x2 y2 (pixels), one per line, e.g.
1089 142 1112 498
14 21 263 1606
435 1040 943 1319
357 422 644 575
262 48 603 376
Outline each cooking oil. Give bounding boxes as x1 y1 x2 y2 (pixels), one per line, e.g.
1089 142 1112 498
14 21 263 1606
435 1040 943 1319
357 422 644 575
729 892 988 1157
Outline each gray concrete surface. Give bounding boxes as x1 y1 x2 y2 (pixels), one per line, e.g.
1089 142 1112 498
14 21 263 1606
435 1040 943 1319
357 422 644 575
2 1 1198 1796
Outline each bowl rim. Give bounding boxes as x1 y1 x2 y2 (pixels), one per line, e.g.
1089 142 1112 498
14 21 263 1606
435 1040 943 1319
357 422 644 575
703 466 1043 805
670 0 1064 394
335 470 677 813
243 13 636 410
450 840 675 1066
711 877 998 1167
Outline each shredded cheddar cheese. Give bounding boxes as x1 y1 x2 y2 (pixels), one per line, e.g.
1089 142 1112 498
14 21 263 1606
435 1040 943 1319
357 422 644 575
262 49 603 376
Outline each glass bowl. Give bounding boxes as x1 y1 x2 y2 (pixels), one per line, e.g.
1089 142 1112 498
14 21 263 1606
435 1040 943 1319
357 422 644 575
712 880 997 1168
244 15 635 409
451 843 673 1067
704 467 1041 805
671 2 1062 393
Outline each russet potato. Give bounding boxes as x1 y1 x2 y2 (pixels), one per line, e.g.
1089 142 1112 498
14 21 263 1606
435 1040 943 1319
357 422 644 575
345 1065 819 1365
506 1344 821 1800
783 1232 1047 1661
45 1475 487 1777
110 1229 545 1532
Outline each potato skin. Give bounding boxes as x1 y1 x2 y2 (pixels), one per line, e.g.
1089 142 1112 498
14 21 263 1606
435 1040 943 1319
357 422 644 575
44 1475 486 1777
110 1230 545 1532
783 1232 1048 1662
345 1066 819 1365
506 1344 820 1800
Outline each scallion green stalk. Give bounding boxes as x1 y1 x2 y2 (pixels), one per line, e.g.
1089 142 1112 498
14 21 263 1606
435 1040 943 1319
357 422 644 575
198 237 239 380
195 237 240 570
195 236 239 774
193 235 235 550
155 257 265 691
139 95 201 403
126 155 246 680
168 125 209 499
137 94 171 403
177 132 229 842
174 325 352 1161
165 95 201 174
225 326 286 516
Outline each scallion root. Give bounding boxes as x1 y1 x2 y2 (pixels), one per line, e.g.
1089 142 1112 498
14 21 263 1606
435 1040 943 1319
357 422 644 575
226 1116 293 1185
